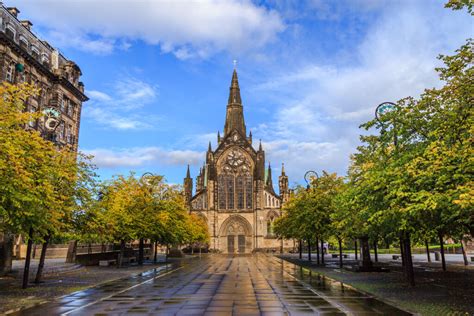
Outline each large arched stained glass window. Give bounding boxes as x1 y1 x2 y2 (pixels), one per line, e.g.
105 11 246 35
218 175 226 210
218 173 253 210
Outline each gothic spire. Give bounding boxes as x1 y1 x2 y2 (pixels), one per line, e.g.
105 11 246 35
259 139 263 151
267 163 272 183
224 69 246 137
208 141 212 152
281 163 286 176
186 164 191 178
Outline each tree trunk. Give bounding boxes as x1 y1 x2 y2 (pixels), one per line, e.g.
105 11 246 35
338 238 343 269
425 240 431 263
138 238 144 265
65 240 77 263
0 232 14 275
298 239 302 259
118 240 125 268
87 243 92 254
34 234 50 284
22 228 34 289
460 238 468 266
153 242 158 264
354 240 358 260
403 234 415 286
320 239 325 265
373 240 378 262
32 244 37 259
438 233 446 271
399 237 405 267
307 239 311 262
360 236 372 270
101 243 106 253
191 244 194 255
316 238 320 264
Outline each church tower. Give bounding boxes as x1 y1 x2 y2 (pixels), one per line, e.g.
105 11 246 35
183 68 290 253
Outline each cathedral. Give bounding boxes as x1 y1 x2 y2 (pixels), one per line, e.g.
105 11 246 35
184 69 293 253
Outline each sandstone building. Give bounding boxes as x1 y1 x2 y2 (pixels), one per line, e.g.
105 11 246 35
0 5 88 150
184 70 292 253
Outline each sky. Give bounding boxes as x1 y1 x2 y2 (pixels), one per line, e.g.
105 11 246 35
8 0 472 188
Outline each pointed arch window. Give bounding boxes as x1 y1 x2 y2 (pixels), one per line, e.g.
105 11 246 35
267 216 275 236
218 171 253 210
236 176 244 209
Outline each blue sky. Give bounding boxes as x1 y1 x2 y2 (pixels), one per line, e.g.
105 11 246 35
9 0 472 187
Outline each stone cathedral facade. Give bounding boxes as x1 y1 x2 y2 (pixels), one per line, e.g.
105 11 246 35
184 70 293 254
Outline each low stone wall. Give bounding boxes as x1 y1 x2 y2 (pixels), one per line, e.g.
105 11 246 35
75 251 122 266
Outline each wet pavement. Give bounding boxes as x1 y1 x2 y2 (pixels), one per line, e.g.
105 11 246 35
15 254 410 315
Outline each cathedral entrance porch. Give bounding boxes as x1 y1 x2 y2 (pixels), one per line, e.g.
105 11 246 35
219 215 253 254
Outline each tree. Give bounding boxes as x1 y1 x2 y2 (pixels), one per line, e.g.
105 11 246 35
0 82 98 287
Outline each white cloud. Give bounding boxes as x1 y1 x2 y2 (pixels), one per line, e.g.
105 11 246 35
251 2 471 179
14 0 285 57
85 147 203 168
84 76 159 130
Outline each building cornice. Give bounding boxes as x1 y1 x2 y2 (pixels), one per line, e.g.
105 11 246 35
0 32 88 102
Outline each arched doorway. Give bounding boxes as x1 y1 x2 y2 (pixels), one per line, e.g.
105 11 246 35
219 215 253 254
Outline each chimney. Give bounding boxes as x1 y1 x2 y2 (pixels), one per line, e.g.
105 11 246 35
7 7 20 18
20 20 33 31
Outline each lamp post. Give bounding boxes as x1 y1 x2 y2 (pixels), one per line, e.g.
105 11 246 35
303 170 319 262
138 172 156 265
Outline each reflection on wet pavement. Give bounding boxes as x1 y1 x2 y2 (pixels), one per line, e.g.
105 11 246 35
16 254 410 315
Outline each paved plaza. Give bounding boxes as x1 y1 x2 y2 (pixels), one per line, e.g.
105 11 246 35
15 254 409 315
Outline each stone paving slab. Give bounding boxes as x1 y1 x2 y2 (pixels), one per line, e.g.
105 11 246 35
14 254 410 315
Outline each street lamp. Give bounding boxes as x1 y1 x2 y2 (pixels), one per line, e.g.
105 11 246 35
375 101 398 146
304 170 319 189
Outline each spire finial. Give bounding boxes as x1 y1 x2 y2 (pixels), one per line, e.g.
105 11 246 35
186 164 191 178
259 139 263 151
208 141 212 151
281 163 286 175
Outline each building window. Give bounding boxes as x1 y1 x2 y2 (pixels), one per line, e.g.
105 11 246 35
218 173 253 210
31 46 40 60
59 122 65 140
28 106 37 127
267 216 275 236
236 176 244 209
41 54 49 66
245 176 252 209
5 25 15 40
6 63 14 82
218 175 226 210
60 97 68 112
20 39 28 51
226 175 234 209
19 71 27 83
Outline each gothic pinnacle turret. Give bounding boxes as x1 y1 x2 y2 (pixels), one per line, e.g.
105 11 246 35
224 69 246 137
279 163 289 203
184 165 193 208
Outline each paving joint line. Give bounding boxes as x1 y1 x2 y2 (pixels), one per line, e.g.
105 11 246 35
60 265 185 315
